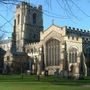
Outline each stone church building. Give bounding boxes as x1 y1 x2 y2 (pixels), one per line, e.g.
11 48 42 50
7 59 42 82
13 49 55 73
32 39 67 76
2 2 90 77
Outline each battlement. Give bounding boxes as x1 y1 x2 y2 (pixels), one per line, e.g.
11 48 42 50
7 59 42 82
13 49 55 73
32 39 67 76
16 1 42 10
66 35 82 42
25 42 42 53
26 42 40 47
67 26 90 35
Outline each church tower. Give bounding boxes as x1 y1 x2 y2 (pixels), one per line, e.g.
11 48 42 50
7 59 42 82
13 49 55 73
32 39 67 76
13 2 43 52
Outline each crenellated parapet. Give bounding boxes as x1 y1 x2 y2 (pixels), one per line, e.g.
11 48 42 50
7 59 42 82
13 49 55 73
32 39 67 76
68 36 82 41
67 26 90 36
25 42 43 53
65 35 82 43
25 42 40 47
16 1 42 11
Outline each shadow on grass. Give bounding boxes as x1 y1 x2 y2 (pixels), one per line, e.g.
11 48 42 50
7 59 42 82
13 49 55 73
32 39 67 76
40 76 90 86
0 75 90 86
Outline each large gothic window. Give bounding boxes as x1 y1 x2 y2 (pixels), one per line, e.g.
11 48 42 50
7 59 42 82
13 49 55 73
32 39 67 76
32 13 36 24
46 39 60 66
68 48 77 63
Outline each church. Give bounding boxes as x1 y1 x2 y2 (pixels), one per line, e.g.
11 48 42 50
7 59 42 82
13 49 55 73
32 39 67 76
1 2 90 78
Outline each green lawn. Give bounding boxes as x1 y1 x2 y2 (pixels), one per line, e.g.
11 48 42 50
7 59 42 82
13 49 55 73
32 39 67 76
0 82 90 90
0 75 90 90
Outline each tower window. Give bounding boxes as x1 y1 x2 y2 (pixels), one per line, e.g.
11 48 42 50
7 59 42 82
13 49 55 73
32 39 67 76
33 34 36 39
72 36 74 40
76 37 78 41
33 34 37 39
32 13 36 24
7 56 10 61
17 14 20 24
86 38 88 41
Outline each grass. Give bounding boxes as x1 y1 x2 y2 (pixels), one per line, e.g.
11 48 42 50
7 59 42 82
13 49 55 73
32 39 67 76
0 75 90 90
0 82 90 90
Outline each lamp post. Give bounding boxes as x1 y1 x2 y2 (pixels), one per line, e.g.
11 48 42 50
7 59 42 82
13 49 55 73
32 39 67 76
21 60 23 79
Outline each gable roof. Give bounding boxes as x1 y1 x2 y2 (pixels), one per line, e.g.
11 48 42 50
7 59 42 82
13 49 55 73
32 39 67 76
44 24 65 32
40 24 66 40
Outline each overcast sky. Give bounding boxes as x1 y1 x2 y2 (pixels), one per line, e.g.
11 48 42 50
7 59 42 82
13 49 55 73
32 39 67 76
0 0 90 39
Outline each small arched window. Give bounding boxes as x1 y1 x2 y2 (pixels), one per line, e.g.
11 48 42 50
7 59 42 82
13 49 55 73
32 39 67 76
17 14 20 24
32 13 36 24
69 48 77 63
7 56 10 61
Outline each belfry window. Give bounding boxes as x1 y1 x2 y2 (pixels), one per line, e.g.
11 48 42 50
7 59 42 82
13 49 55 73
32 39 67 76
17 14 20 24
32 13 37 24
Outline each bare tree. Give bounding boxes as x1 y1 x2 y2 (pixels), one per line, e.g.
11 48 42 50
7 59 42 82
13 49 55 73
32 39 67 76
0 0 90 41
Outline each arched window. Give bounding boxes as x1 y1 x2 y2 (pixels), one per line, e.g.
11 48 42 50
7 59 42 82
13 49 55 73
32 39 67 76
17 14 20 24
69 52 72 63
85 48 90 68
32 13 36 24
7 56 10 61
69 48 77 63
46 39 60 66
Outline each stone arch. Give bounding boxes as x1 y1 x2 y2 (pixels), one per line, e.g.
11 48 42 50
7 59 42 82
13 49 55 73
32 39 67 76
68 46 78 52
44 30 63 44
